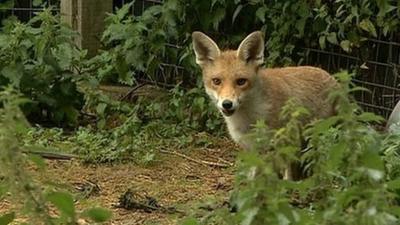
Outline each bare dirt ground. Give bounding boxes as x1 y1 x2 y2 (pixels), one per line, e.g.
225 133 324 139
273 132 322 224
0 140 238 225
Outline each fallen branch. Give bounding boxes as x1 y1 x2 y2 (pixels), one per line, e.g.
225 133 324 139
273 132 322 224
23 150 79 160
205 151 234 166
159 149 233 168
119 83 146 101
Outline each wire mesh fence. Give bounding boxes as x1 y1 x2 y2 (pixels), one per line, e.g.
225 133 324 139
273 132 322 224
302 32 400 118
0 0 60 22
112 0 189 88
113 0 161 15
1 0 399 118
0 0 160 23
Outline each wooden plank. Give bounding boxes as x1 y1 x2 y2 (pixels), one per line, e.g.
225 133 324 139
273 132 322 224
60 0 77 30
60 0 113 57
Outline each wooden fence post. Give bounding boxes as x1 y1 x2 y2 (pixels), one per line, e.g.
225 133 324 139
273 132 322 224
60 0 112 57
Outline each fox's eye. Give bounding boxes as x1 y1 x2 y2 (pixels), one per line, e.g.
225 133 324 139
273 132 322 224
212 78 221 85
236 78 247 86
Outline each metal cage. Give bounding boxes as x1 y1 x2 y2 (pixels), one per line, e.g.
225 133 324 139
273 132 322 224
303 32 400 118
0 0 60 22
113 0 162 15
0 0 160 21
2 0 399 118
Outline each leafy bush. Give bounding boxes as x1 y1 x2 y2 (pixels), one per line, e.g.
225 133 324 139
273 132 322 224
183 72 400 225
85 0 399 137
94 0 400 82
0 9 86 126
1 1 398 128
23 85 224 163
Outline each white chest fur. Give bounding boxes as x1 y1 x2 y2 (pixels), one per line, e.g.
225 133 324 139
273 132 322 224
225 112 252 146
223 98 270 149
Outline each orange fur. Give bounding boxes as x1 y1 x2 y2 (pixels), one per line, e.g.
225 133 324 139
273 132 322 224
192 31 338 179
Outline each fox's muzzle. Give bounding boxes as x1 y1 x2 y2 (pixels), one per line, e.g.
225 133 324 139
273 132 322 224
222 100 233 110
220 99 237 116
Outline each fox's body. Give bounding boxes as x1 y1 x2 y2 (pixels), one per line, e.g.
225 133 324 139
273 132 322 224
222 62 337 148
192 31 337 178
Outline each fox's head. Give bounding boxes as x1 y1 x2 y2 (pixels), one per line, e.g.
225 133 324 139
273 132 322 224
192 31 265 117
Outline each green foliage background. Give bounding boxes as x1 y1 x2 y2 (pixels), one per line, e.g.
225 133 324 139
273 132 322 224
1 0 399 128
0 0 400 224
95 0 400 87
0 9 85 126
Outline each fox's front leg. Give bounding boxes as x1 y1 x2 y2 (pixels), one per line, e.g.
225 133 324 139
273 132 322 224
282 166 293 180
283 162 306 181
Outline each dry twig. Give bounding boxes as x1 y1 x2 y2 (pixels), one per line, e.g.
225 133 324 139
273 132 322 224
119 83 146 101
159 149 233 168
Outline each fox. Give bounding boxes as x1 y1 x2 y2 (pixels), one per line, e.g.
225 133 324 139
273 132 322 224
192 31 338 179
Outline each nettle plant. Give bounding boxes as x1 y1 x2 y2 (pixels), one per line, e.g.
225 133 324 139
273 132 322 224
83 2 225 133
83 0 400 132
64 0 399 132
0 9 86 126
0 87 111 224
95 0 400 76
184 72 400 225
68 86 224 164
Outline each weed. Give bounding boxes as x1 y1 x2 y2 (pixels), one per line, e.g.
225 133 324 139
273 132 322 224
0 87 111 224
0 9 86 126
183 72 400 225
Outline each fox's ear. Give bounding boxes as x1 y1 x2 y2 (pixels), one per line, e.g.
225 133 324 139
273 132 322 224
192 32 221 66
237 31 264 65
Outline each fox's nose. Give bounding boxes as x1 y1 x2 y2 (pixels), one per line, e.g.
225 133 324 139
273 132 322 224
222 100 233 110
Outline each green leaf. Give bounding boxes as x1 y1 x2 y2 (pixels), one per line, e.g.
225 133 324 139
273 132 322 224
116 1 134 20
232 5 244 25
212 8 225 30
349 86 370 93
211 0 219 9
357 112 384 123
387 179 400 190
327 142 346 171
389 206 400 217
319 36 326 49
0 212 15 225
359 19 377 37
54 43 73 70
0 0 14 8
383 25 390 36
376 0 397 16
311 117 339 135
115 58 132 85
165 0 178 11
181 218 199 225
295 18 307 36
0 34 7 46
28 153 46 170
340 40 351 52
37 94 57 107
97 118 106 129
255 7 267 23
63 106 79 125
126 48 145 71
32 0 43 7
361 149 384 172
1 64 23 88
327 32 338 44
82 208 112 222
242 207 259 225
0 184 8 199
96 103 107 116
46 191 75 218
